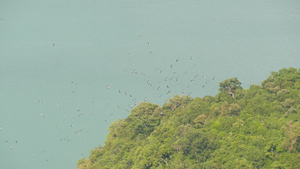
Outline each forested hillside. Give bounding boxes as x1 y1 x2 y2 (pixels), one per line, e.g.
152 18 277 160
78 67 300 169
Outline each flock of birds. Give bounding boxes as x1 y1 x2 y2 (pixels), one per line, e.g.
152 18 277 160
1 28 216 166
106 62 216 114
104 37 217 121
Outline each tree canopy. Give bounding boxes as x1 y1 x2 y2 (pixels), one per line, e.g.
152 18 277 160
218 77 242 98
78 67 300 169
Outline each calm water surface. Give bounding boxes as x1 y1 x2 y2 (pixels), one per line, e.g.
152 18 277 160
0 1 299 169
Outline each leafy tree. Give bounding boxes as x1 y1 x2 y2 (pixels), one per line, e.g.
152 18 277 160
218 77 242 98
78 67 300 169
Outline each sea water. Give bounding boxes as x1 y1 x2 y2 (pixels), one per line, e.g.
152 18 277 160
0 1 299 168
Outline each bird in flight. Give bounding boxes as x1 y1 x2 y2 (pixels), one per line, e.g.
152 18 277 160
132 70 137 75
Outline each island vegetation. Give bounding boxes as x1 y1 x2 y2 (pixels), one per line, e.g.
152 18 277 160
78 67 300 169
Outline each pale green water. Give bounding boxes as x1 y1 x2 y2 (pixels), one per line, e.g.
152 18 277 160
1 1 299 169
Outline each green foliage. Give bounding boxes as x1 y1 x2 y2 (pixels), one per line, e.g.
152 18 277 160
218 77 242 99
78 67 300 169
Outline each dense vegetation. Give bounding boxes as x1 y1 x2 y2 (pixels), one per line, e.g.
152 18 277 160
78 67 300 169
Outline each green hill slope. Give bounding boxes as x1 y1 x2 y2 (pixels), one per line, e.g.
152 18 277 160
78 67 300 169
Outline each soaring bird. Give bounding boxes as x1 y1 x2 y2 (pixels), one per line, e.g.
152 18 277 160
132 70 137 75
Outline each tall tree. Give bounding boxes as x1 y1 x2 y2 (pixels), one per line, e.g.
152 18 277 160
218 77 242 98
